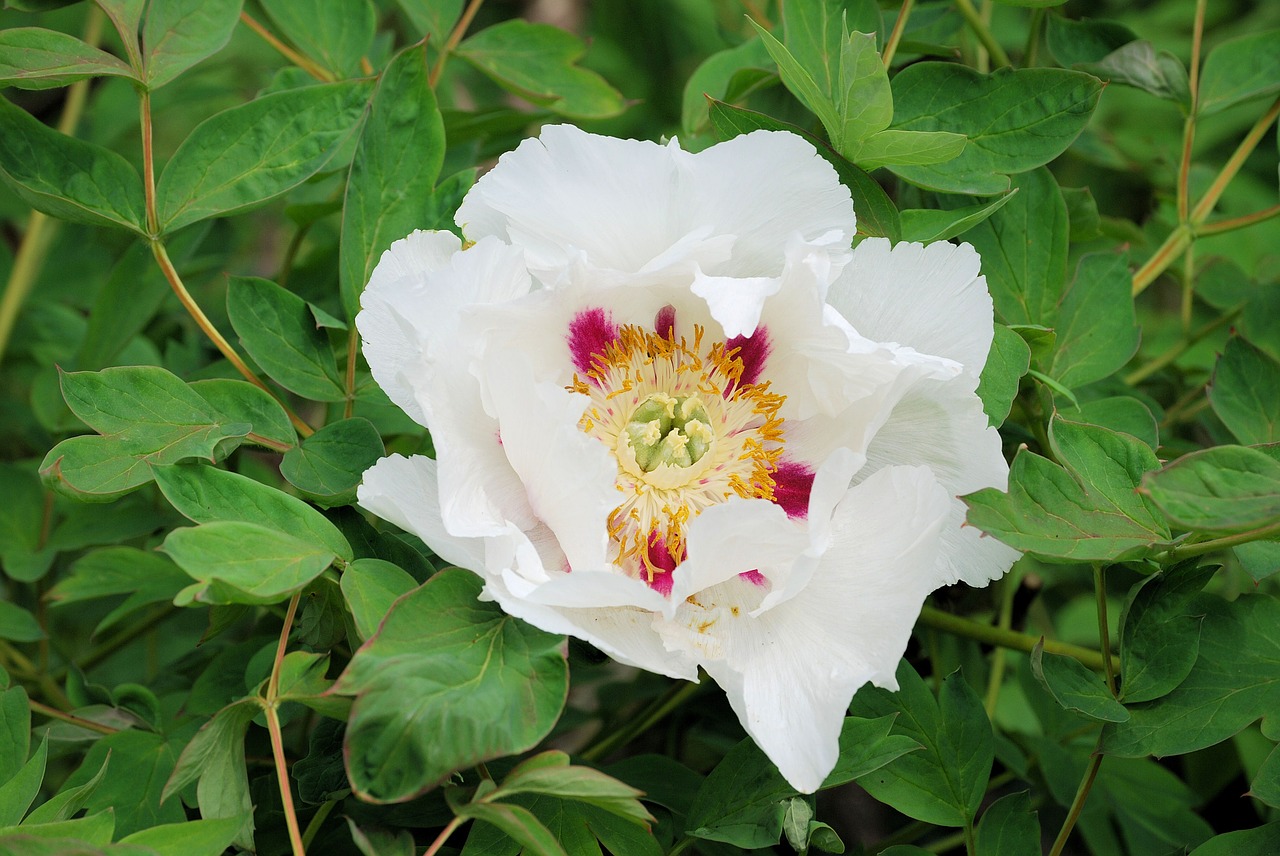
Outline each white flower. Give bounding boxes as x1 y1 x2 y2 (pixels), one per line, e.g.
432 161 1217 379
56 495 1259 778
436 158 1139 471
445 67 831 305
356 125 1017 793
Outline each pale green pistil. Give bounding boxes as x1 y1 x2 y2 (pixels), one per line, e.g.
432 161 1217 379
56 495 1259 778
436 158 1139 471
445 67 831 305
625 393 713 472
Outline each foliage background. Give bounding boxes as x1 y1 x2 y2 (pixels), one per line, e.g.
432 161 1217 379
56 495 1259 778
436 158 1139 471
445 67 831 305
0 0 1278 854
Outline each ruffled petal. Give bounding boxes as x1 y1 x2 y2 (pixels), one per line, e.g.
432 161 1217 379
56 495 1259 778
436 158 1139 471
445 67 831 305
673 498 810 602
826 239 995 377
357 454 486 572
457 126 855 281
695 465 952 792
863 376 1019 586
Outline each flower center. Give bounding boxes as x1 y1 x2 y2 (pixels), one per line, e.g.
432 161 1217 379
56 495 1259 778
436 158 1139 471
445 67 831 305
568 322 785 587
622 393 713 472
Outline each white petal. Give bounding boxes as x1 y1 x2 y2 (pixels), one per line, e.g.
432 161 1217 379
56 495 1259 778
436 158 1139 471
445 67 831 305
674 131 856 278
698 465 952 792
690 270 781 339
357 454 486 571
673 498 810 603
827 239 995 377
481 346 618 572
458 126 855 280
863 377 1019 586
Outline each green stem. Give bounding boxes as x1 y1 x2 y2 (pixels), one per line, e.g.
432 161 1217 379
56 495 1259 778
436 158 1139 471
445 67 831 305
984 568 1020 716
240 11 333 81
301 800 338 849
1124 305 1240 385
1170 520 1280 559
953 0 1010 68
0 7 102 365
1093 565 1117 696
917 606 1116 673
1196 203 1280 236
1048 734 1104 856
580 679 705 762
423 817 465 856
963 818 977 856
882 0 916 67
267 593 306 856
1132 223 1193 296
29 699 117 735
429 0 486 86
1190 95 1280 225
1023 7 1045 67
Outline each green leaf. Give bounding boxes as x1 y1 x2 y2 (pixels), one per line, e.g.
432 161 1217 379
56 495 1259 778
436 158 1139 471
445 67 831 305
188 378 296 451
142 0 243 89
1060 396 1158 450
456 20 625 119
974 791 1039 856
888 65 1102 194
156 80 373 233
0 811 115 843
1044 16 1136 67
0 602 44 644
1119 561 1216 704
0 465 52 584
225 277 344 400
1210 337 1280 445
1140 445 1280 535
494 753 652 827
1188 824 1280 856
849 664 992 827
0 27 137 89
39 367 251 501
1062 185 1102 241
56 729 185 837
1103 594 1280 757
1197 30 1280 116
340 42 445 319
153 462 351 560
95 0 145 68
1251 745 1280 808
394 0 462 45
163 521 339 605
1030 639 1128 722
1050 252 1140 389
975 324 1030 428
705 100 900 241
899 190 1016 243
850 128 967 170
686 715 918 848
0 95 146 233
956 168 1068 327
260 0 375 78
340 558 418 642
119 816 243 856
162 700 258 847
1078 41 1190 107
280 417 385 505
23 750 110 825
964 417 1169 561
0 688 29 784
454 801 568 856
348 819 416 856
681 38 772 136
0 738 45 825
333 569 568 803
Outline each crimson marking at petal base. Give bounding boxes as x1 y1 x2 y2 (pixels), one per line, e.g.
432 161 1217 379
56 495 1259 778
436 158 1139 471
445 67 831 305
740 570 767 587
654 304 676 338
567 307 619 376
645 532 678 597
726 327 770 387
773 460 815 519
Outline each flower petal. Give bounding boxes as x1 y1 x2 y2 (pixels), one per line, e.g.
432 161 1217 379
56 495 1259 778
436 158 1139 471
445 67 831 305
673 498 810 602
357 454 486 571
826 239 995 377
864 377 1019 586
697 465 952 792
457 126 855 280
